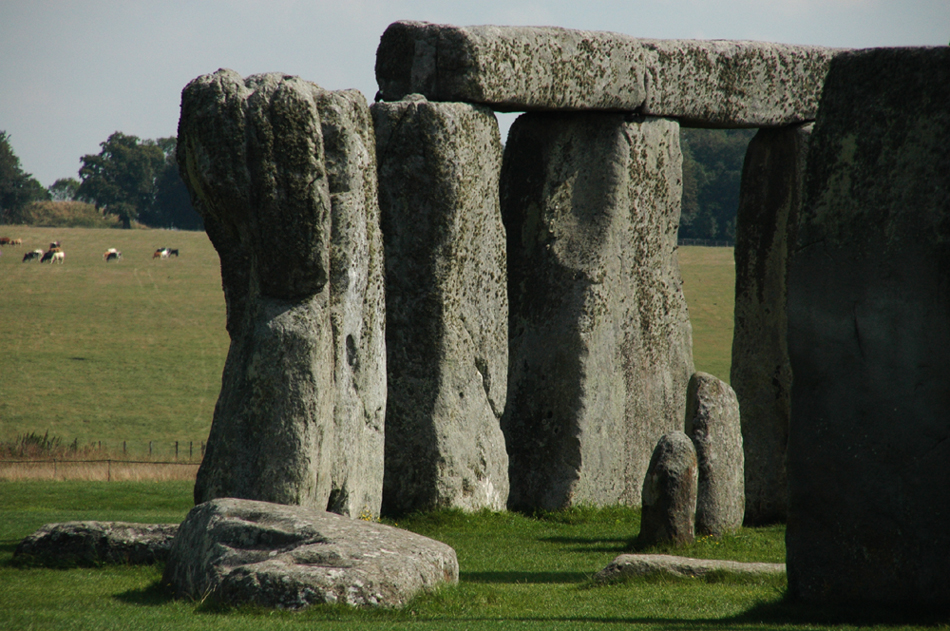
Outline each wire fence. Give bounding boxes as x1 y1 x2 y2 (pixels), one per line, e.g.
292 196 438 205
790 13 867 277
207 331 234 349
0 458 200 482
678 238 735 248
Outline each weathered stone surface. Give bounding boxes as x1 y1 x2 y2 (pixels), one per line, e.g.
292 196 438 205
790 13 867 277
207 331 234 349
372 96 509 515
376 21 840 126
178 69 385 516
501 112 693 511
685 372 744 536
731 124 811 525
594 554 785 583
638 432 698 547
163 498 458 609
786 47 950 606
14 521 178 566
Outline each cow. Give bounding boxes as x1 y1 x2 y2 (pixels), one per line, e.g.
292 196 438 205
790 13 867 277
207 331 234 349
153 248 169 259
0 237 10 245
40 247 61 263
167 248 179 257
49 241 61 249
51 251 65 263
22 250 42 262
105 251 121 262
10 238 22 246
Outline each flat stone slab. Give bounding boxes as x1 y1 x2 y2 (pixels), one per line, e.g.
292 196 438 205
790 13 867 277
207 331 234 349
376 21 842 127
14 521 178 566
594 553 785 583
163 498 459 609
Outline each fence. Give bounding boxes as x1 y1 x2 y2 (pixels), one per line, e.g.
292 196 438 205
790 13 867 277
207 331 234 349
678 238 735 247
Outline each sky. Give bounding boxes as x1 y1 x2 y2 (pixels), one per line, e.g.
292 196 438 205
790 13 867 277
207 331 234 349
1 0 947 187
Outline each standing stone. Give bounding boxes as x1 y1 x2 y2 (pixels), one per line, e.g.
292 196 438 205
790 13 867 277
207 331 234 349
638 431 698 547
684 372 744 536
178 70 386 517
731 124 811 525
372 96 509 515
786 47 950 606
501 112 694 512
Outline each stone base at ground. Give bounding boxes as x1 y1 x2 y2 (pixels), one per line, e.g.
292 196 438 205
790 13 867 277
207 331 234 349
14 521 178 566
593 554 785 583
163 498 459 609
638 432 698 547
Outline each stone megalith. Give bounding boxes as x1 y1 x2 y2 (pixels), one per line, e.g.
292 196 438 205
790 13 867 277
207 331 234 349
14 522 178 566
638 431 698 547
501 112 694 512
371 96 509 515
684 372 744 536
163 498 458 609
731 124 811 525
786 47 950 607
376 21 841 126
178 69 386 517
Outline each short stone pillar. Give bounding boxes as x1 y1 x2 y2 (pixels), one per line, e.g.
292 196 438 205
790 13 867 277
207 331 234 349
638 431 698 547
786 47 950 606
372 96 509 515
731 124 811 525
501 112 694 511
685 372 744 536
178 70 386 517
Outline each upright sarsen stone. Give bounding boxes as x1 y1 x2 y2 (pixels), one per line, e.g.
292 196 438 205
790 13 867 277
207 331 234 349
731 124 811 525
372 96 509 515
501 112 694 511
786 47 950 606
178 70 385 517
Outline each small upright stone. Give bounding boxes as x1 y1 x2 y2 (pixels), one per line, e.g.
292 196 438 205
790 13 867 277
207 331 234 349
372 96 509 515
685 372 744 536
638 431 698 547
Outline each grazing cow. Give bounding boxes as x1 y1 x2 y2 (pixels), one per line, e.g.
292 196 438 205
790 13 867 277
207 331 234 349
22 250 42 262
103 248 120 260
51 251 65 263
167 248 179 257
105 251 121 262
49 241 61 249
153 247 170 259
0 237 10 245
40 247 61 263
11 238 22 246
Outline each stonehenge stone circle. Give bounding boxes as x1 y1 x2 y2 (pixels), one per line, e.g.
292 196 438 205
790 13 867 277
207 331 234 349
164 498 459 609
501 111 693 511
638 431 698 547
14 522 178 566
684 372 744 536
594 554 785 584
178 70 386 517
376 21 840 126
372 96 510 515
731 124 811 525
786 47 950 606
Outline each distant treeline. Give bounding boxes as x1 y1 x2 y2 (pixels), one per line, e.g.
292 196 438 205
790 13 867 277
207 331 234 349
0 130 203 231
3 127 753 239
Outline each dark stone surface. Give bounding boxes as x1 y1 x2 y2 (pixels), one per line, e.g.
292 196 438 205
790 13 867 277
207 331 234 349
731 124 811 525
638 431 698 547
786 47 950 606
501 112 693 512
14 521 178 566
163 498 458 609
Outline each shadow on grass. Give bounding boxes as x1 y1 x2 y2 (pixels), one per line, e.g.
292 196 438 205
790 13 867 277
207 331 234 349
461 570 589 584
114 579 175 607
538 535 629 554
727 594 950 628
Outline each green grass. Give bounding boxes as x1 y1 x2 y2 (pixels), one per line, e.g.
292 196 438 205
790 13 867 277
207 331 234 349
679 245 735 383
0 226 229 457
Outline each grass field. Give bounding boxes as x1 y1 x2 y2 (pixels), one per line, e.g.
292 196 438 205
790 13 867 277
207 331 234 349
0 225 734 455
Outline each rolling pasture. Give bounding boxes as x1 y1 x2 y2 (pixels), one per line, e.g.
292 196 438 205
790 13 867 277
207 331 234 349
0 226 734 456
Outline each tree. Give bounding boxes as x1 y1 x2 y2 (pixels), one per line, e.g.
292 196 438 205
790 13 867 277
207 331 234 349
139 137 203 230
679 128 754 242
1 131 50 223
49 177 80 201
77 132 164 228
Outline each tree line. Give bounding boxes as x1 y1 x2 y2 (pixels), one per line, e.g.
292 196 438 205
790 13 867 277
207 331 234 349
3 127 754 240
0 131 202 230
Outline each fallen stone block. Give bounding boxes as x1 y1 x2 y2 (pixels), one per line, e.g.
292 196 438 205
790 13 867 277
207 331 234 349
163 498 459 609
14 521 178 566
372 96 509 515
594 553 785 583
376 21 841 127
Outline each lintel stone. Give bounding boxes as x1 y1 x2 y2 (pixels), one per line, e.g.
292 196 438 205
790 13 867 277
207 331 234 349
376 21 842 127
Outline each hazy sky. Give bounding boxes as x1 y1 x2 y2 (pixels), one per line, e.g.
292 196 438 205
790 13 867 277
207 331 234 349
2 0 947 187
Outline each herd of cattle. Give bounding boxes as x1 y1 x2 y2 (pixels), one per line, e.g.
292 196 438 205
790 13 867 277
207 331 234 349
0 238 179 264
